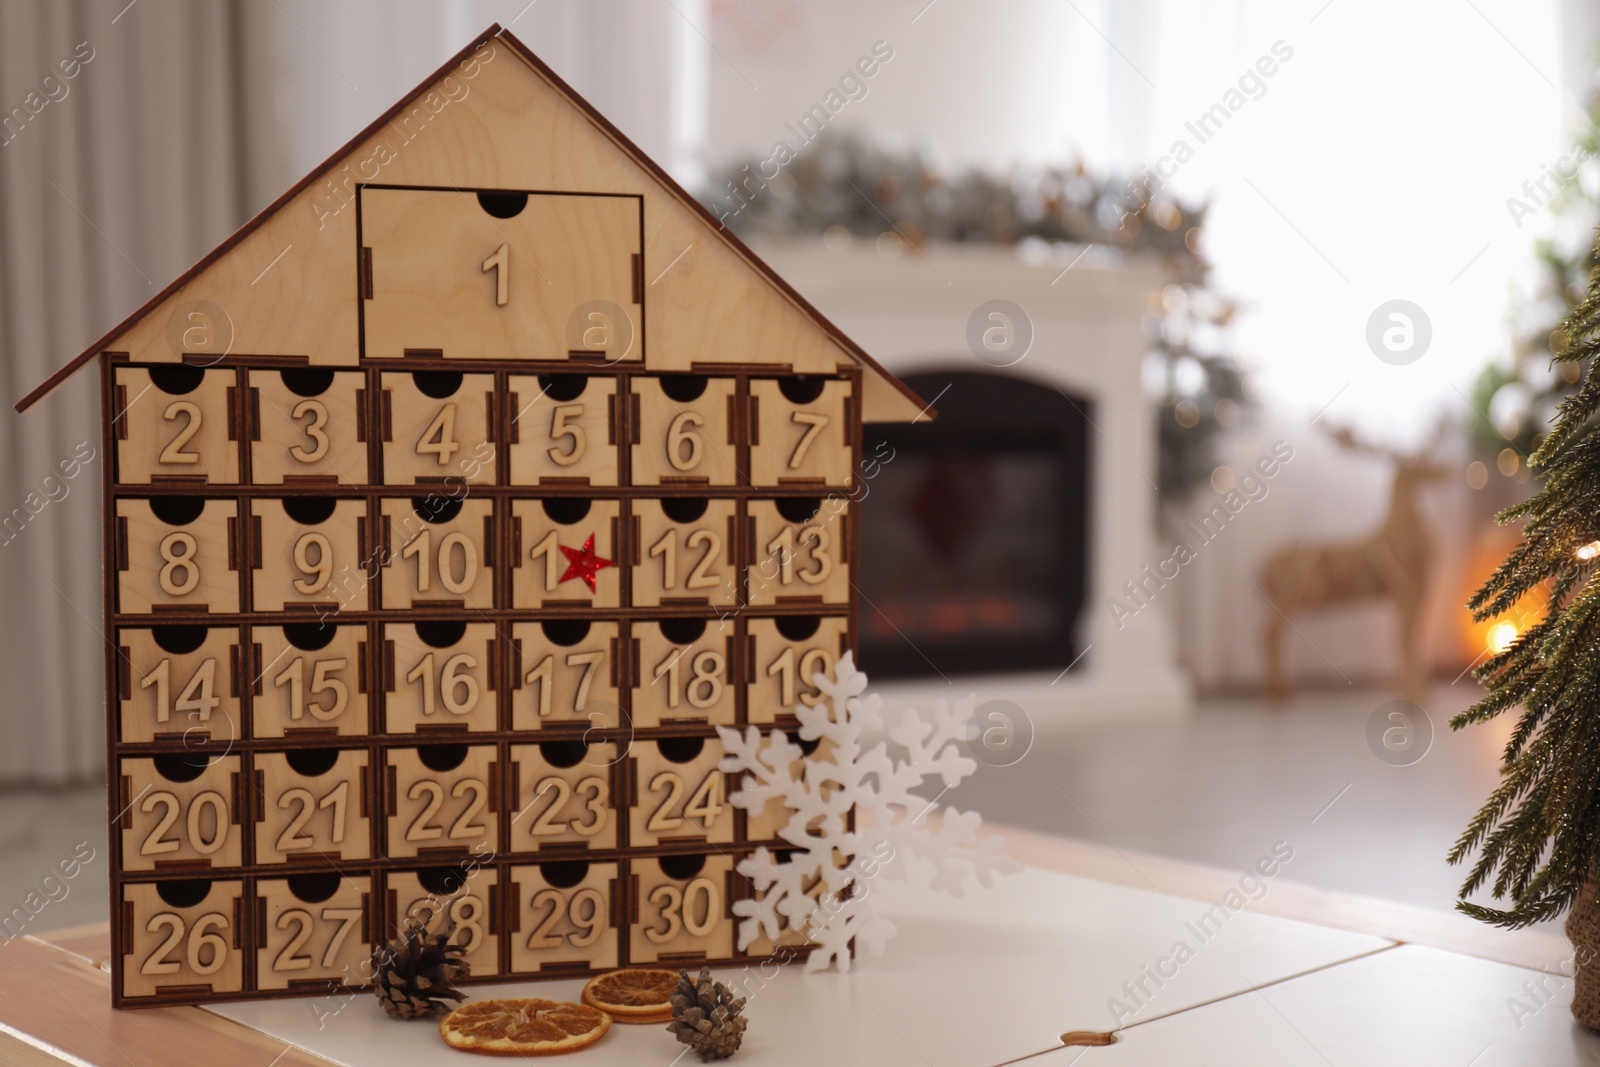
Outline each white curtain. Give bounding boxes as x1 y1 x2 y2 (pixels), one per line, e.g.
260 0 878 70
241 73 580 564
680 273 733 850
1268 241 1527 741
0 0 274 785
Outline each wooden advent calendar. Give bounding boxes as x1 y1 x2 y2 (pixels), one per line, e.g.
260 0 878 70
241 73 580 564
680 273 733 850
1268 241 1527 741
15 25 929 1008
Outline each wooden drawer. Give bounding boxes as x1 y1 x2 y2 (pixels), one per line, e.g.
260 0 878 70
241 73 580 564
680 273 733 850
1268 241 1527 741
120 879 245 999
510 498 620 609
746 616 849 724
114 366 239 485
253 748 372 866
741 731 834 843
631 619 736 729
117 625 242 745
628 853 736 965
116 498 240 614
748 377 853 488
247 369 368 485
631 498 738 608
630 376 740 486
379 371 496 485
508 374 619 486
384 745 498 861
255 873 373 990
380 497 496 610
118 754 243 872
360 186 641 362
386 865 501 978
250 498 368 612
383 621 499 734
747 498 850 608
508 741 621 854
509 620 622 733
250 623 369 739
627 737 736 847
508 860 620 974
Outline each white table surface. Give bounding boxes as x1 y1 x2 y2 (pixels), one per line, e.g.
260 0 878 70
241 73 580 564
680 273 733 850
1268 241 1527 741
1029 943 1600 1066
207 865 1391 1067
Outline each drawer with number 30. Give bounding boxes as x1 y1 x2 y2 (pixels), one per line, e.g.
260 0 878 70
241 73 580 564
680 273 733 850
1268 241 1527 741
119 753 242 872
509 374 618 486
629 853 735 965
121 879 244 999
256 873 372 991
509 860 619 973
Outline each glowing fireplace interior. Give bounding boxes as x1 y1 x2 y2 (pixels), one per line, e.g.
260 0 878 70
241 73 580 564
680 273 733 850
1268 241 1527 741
858 370 1091 678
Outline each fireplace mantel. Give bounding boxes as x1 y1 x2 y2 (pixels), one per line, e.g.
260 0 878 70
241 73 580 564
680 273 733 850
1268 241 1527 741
749 238 1192 731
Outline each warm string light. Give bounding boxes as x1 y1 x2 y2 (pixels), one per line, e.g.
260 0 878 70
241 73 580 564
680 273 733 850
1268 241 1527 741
1578 541 1600 561
1487 621 1519 654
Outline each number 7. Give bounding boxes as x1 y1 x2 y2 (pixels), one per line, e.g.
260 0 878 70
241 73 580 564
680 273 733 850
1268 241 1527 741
788 412 829 468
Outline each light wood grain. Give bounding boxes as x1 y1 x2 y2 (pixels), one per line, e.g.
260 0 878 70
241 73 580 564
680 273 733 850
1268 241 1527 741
383 622 498 734
508 860 620 973
380 370 497 485
387 866 502 978
747 499 850 608
114 367 239 485
630 376 741 486
118 755 243 872
509 498 621 609
379 497 495 610
628 738 735 847
250 624 369 739
249 369 367 484
507 742 620 852
508 620 622 732
363 187 641 362
508 373 619 485
253 749 373 865
628 852 735 964
252 499 368 612
748 378 854 488
117 627 242 745
383 745 498 861
5 932 337 1064
631 497 738 608
630 620 736 729
746 616 849 724
121 879 246 1000
116 498 240 614
255 875 372 991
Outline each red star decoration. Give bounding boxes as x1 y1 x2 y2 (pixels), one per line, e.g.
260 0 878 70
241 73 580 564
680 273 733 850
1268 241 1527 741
557 534 615 592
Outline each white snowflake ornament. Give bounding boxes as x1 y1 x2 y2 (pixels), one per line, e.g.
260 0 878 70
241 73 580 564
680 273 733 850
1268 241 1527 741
717 653 1020 972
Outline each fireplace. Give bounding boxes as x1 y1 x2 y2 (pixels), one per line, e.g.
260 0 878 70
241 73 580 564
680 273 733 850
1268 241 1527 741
859 371 1090 678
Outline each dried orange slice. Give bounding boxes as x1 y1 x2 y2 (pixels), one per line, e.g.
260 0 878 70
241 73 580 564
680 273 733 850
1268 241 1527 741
581 968 678 1023
439 998 611 1057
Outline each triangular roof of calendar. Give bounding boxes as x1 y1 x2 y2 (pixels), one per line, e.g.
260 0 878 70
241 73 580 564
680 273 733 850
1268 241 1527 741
15 24 930 422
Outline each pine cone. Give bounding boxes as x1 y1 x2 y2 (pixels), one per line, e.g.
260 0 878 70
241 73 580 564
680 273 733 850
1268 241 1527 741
372 908 470 1020
666 966 747 1061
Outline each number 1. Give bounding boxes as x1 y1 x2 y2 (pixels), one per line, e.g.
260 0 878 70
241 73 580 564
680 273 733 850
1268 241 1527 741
482 243 509 306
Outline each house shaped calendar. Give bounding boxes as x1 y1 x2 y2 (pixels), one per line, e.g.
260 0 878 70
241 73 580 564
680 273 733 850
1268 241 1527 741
16 24 929 1008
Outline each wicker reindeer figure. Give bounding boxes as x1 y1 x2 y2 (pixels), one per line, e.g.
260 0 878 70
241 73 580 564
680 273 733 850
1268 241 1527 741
1259 423 1450 704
